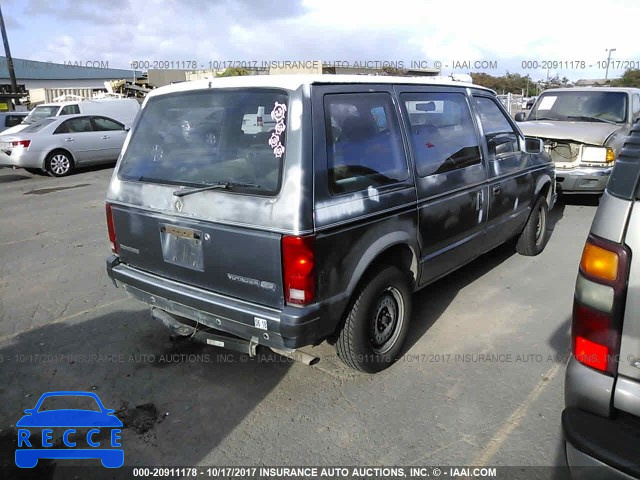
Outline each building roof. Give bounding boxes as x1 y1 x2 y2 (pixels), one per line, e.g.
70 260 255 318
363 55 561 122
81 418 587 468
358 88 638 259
0 56 142 81
147 74 492 99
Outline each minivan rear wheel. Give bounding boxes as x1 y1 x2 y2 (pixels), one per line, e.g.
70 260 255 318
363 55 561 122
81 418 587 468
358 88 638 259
45 151 74 177
516 195 549 256
336 265 412 373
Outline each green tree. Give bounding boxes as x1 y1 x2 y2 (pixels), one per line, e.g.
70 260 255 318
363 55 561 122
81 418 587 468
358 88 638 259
470 72 537 95
610 69 640 88
217 67 251 77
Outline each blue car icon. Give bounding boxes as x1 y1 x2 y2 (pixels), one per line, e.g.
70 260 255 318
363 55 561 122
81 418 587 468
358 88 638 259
15 391 124 468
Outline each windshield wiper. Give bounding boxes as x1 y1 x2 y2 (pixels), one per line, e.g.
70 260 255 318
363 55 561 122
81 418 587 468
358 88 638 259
172 181 260 197
531 116 558 121
566 115 618 125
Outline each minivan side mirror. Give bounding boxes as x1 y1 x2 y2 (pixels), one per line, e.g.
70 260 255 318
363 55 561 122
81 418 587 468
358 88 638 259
524 137 543 154
514 112 527 122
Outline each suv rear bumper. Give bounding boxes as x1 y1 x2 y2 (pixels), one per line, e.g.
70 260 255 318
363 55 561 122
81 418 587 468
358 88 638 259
562 407 640 479
106 255 330 349
555 166 612 193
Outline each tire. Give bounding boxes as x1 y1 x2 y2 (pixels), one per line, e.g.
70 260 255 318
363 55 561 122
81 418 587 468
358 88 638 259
336 265 412 373
45 150 74 177
516 196 549 256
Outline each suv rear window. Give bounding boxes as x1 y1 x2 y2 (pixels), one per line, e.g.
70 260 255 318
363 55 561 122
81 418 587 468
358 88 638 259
118 88 288 195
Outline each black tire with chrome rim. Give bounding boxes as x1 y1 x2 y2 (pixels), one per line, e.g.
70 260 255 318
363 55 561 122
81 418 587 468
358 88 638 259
45 151 74 177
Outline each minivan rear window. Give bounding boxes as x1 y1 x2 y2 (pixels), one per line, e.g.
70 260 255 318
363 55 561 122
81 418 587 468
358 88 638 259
118 88 288 195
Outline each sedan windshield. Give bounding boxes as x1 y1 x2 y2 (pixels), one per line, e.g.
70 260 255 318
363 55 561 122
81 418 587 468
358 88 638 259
24 105 61 124
118 88 288 195
529 91 628 123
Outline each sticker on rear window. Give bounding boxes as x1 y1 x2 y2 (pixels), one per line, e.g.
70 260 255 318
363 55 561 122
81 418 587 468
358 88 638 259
268 102 287 158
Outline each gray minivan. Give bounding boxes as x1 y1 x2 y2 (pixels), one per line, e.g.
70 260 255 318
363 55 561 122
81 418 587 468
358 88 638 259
105 75 556 372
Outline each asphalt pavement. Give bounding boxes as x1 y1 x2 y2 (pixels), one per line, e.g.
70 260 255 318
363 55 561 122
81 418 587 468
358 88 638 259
0 166 600 479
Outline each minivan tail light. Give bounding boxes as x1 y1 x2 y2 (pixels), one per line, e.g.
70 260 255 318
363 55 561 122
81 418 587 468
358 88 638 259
282 235 315 305
572 235 630 376
12 140 30 148
106 203 118 254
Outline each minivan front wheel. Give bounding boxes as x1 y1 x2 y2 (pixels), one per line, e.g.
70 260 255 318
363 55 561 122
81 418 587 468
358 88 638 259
516 195 549 256
336 265 412 373
45 151 74 177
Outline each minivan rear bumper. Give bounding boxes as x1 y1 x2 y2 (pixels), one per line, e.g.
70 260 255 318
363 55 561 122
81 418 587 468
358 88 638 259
106 255 327 349
562 407 640 479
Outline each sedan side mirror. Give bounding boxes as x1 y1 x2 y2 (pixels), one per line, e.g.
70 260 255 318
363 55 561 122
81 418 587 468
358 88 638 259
524 137 543 154
514 112 527 122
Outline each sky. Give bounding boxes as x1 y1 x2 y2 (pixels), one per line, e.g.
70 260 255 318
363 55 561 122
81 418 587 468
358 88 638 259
2 0 639 83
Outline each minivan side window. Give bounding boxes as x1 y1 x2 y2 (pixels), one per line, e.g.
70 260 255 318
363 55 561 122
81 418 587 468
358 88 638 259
324 93 408 194
472 96 520 156
60 104 80 115
401 92 481 177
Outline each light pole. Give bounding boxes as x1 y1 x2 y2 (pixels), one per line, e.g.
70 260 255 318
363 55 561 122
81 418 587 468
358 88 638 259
605 48 616 80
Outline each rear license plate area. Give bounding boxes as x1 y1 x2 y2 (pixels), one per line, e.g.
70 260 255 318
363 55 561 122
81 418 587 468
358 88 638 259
160 224 204 271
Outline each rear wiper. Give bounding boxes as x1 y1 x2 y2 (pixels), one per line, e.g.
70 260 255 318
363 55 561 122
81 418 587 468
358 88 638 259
566 115 617 125
172 181 260 197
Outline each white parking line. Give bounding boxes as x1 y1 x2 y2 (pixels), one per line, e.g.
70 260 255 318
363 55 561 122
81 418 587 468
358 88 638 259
471 353 569 466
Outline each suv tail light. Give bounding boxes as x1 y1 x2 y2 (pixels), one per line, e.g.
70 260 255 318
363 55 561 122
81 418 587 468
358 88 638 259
106 203 118 254
572 234 630 376
282 235 315 305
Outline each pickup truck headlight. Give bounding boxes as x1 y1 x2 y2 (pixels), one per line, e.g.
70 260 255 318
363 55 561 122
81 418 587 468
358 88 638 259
580 146 615 164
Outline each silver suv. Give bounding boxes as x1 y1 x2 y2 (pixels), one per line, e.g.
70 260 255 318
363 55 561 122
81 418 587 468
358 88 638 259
564 121 640 477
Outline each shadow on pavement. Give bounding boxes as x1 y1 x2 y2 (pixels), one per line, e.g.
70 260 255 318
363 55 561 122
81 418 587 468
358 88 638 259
557 194 601 207
403 240 518 353
0 308 290 479
0 172 31 183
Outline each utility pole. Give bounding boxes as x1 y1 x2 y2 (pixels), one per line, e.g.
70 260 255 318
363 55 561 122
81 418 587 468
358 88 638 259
605 48 616 81
0 4 18 101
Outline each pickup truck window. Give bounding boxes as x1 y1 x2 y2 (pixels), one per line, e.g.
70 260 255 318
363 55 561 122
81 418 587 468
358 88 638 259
529 90 628 124
60 104 80 115
401 92 481 176
472 96 519 156
325 92 408 194
632 94 640 120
